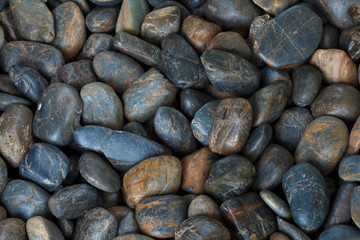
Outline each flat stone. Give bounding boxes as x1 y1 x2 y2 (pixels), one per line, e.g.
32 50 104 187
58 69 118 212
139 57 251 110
116 0 149 36
26 216 65 240
0 218 26 240
78 33 114 60
260 190 291 220
86 6 118 33
118 211 140 236
351 186 360 229
277 217 310 240
319 224 360 240
187 195 222 221
180 89 214 118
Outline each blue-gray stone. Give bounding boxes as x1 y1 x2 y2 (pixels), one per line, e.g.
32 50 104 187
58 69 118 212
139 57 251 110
319 224 360 240
0 93 32 111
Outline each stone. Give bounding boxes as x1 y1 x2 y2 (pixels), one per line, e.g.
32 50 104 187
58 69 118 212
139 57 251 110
0 179 51 220
221 192 277 240
98 190 122 208
159 34 208 89
254 5 323 69
351 186 360 229
320 23 339 49
73 125 171 171
89 0 121 6
260 190 291 220
252 0 297 15
19 143 69 192
154 1 189 21
274 107 313 152
180 89 214 118
123 68 177 123
310 49 358 87
136 195 186 238
339 156 360 181
86 6 118 33
116 0 149 36
0 41 64 79
205 155 255 201
73 207 117 240
0 93 31 111
10 0 54 43
0 104 34 168
347 115 360 155
60 0 90 15
26 216 65 240
33 83 82 146
0 218 26 240
81 82 124 130
51 2 86 62
241 124 273 162
108 206 132 222
187 195 222 221
277 217 310 240
123 155 181 208
0 157 7 196
180 0 205 9
154 106 197 156
113 234 154 240
56 219 74 239
123 122 148 138
118 211 140 236
282 162 329 233
48 184 100 219
249 14 272 49
175 216 231 240
291 64 322 107
253 144 294 191
0 74 24 97
78 33 114 60
181 147 217 194
270 232 290 240
339 26 360 62
141 6 180 45
201 50 260 96
62 155 79 186
319 224 360 240
0 7 22 41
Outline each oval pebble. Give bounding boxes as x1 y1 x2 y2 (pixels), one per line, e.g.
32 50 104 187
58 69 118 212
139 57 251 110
78 33 114 60
277 217 310 240
26 216 65 240
0 93 32 111
86 6 118 33
260 190 291 220
339 155 360 181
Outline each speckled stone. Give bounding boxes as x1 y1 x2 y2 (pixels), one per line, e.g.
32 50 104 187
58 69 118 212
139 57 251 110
351 186 360 229
116 0 149 36
33 83 82 146
123 122 148 138
180 89 214 118
319 224 360 240
187 195 222 221
26 216 65 240
73 207 117 240
123 155 181 208
0 93 32 111
93 51 144 94
260 190 291 220
123 68 178 123
0 158 7 196
241 124 273 162
0 218 26 240
205 155 255 201
347 115 360 155
0 179 51 220
118 211 140 236
339 26 360 62
277 217 310 240
339 156 360 181
86 6 118 33
135 195 187 238
48 184 100 219
221 192 277 240
78 33 114 60
0 74 24 97
175 216 230 240
295 116 349 175
0 104 34 168
56 219 74 239
282 162 329 233
113 234 154 240
81 82 124 130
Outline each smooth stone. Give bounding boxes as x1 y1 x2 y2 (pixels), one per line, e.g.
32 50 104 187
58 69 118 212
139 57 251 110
351 186 360 229
73 125 171 171
180 89 214 118
113 31 161 67
33 83 82 146
274 107 313 152
201 50 260 96
0 218 26 240
319 224 360 240
159 34 208 89
50 60 97 90
26 216 65 240
59 0 90 15
89 0 121 6
187 195 222 221
0 7 22 41
0 74 24 97
191 100 220 146
208 98 252 155
108 206 132 222
9 66 48 103
81 82 124 130
0 41 64 79
270 232 290 240
123 68 177 123
0 104 33 168
205 31 252 60
73 207 117 240
291 64 322 107
141 6 180 45
339 156 360 181
123 122 148 138
180 0 205 9
347 115 360 155
118 211 140 236
310 49 358 87
311 84 360 123
56 219 74 239
135 195 187 238
62 155 79 186
282 162 329 233
98 190 122 208
204 0 262 30
123 155 181 208
277 217 310 240
48 184 100 219
254 5 323 69
324 182 357 228
204 87 241 101
19 143 69 192
249 14 272 48
320 23 339 49
181 147 217 194
86 6 118 33
339 26 360 62
113 234 154 240
154 106 197 156
78 33 114 60
260 190 291 220
0 179 51 220
116 0 149 36
0 93 31 111
10 0 54 43
241 124 273 162
0 158 7 196
252 0 297 15
154 1 190 21
79 151 121 192
253 144 294 191
175 216 230 240
221 192 277 240
205 155 255 201
249 81 288 127
147 0 167 6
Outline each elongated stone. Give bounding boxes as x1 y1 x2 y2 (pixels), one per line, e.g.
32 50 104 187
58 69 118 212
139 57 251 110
319 224 360 240
86 6 118 33
277 217 310 240
78 33 114 60
116 0 149 36
26 216 65 240
0 74 24 97
260 190 291 220
0 218 26 240
0 93 31 111
347 115 360 155
180 89 214 118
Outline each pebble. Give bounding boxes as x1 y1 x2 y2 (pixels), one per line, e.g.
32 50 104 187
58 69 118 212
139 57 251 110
118 211 140 236
26 216 65 240
351 186 360 229
0 74 24 97
318 224 360 240
123 122 148 138
0 218 26 240
260 190 291 220
0 7 22 41
153 1 189 21
180 89 214 118
56 219 74 239
116 0 149 36
339 155 360 181
270 232 290 240
113 234 154 240
277 217 310 240
187 195 222 221
86 6 118 33
319 23 339 49
0 205 6 220
347 115 360 155
108 206 132 222
252 0 297 16
99 190 122 208
339 26 360 62
78 33 114 60
0 93 32 111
